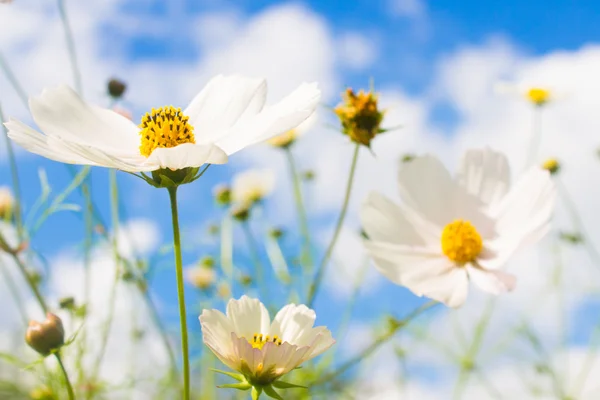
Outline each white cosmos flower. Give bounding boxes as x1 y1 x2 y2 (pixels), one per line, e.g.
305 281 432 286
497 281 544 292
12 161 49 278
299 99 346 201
4 75 320 173
267 112 317 148
360 148 556 308
495 81 559 107
231 169 276 204
199 296 334 385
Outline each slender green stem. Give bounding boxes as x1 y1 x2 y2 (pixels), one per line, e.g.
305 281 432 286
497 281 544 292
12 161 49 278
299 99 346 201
284 147 313 271
9 251 48 313
0 103 24 239
241 220 267 301
307 143 360 307
314 300 437 386
524 105 542 171
57 0 82 94
55 353 76 400
167 187 190 400
89 170 121 384
0 259 28 327
0 53 28 109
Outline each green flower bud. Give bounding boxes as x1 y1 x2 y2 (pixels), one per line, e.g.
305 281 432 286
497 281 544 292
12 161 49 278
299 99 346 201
107 78 127 99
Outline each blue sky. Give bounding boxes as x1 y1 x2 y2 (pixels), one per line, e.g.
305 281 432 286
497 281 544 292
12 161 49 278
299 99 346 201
2 0 600 396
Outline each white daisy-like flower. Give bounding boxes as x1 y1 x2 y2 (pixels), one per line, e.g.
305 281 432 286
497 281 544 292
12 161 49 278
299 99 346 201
4 75 320 173
199 296 334 386
495 81 556 107
231 169 276 204
185 265 216 290
267 113 317 148
361 148 556 308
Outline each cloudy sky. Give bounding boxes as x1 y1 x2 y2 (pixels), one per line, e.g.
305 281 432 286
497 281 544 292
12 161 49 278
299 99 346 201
2 0 600 398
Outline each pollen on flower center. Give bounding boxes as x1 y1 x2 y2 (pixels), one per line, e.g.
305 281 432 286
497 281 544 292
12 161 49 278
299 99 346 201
441 220 483 264
526 88 550 106
248 333 282 350
138 106 195 157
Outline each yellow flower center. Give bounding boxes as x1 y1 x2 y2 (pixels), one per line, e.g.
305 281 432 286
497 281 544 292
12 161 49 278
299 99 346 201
541 158 560 174
249 333 282 350
526 88 550 106
138 106 195 157
441 220 483 264
267 129 298 148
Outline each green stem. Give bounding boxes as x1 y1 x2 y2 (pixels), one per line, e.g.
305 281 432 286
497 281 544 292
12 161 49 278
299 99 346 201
0 102 24 240
89 170 120 383
241 220 267 302
524 105 542 171
314 300 437 386
307 143 360 307
284 147 313 272
0 259 28 327
0 53 28 109
167 187 190 400
57 0 82 95
55 353 76 400
10 251 48 313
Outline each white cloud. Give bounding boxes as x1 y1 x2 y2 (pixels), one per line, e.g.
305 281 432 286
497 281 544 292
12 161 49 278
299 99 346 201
388 0 427 20
336 32 379 71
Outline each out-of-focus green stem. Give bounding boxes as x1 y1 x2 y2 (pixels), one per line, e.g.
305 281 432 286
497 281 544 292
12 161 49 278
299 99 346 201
307 143 360 307
241 220 267 302
0 103 24 240
314 300 437 386
8 250 48 314
57 0 82 95
284 147 313 272
524 105 542 170
55 353 76 400
167 186 190 400
0 53 28 108
0 259 28 327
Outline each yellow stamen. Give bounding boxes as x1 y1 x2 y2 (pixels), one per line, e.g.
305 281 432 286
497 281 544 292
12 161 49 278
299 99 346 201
441 220 483 264
249 333 282 350
526 88 550 106
138 106 195 157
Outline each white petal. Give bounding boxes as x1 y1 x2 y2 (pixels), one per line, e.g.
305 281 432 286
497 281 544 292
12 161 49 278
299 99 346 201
296 328 335 362
467 264 516 295
457 148 510 207
397 155 460 226
486 167 556 266
145 143 228 170
417 266 469 308
363 240 444 285
269 304 316 345
199 309 237 370
5 119 153 172
185 75 267 141
29 85 139 155
360 192 430 246
214 82 321 155
226 296 271 340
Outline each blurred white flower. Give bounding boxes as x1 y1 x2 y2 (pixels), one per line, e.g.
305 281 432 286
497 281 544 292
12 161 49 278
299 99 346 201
267 113 317 148
0 186 14 219
5 75 320 172
199 296 334 386
361 148 556 308
185 265 216 290
231 169 275 204
495 81 556 107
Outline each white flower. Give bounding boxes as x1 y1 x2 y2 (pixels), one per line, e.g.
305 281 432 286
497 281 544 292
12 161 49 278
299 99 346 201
231 169 275 204
5 75 320 173
199 296 334 385
267 113 317 148
495 81 556 106
360 148 556 308
185 265 216 290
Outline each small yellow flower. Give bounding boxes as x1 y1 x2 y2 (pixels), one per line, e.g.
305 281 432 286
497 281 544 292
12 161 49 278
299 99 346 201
267 114 316 148
30 387 55 400
542 158 560 175
185 265 216 290
334 87 385 147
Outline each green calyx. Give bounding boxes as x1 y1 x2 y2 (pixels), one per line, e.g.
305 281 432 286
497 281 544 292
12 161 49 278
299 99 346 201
140 166 207 189
211 368 307 400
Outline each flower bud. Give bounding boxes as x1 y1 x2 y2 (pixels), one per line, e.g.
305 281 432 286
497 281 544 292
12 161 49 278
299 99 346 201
58 297 76 311
334 87 385 147
231 204 250 222
200 255 215 268
541 158 560 175
269 227 284 239
239 274 253 287
207 223 219 236
214 184 232 206
302 170 315 181
25 313 65 356
0 186 15 220
107 78 127 99
401 153 415 163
